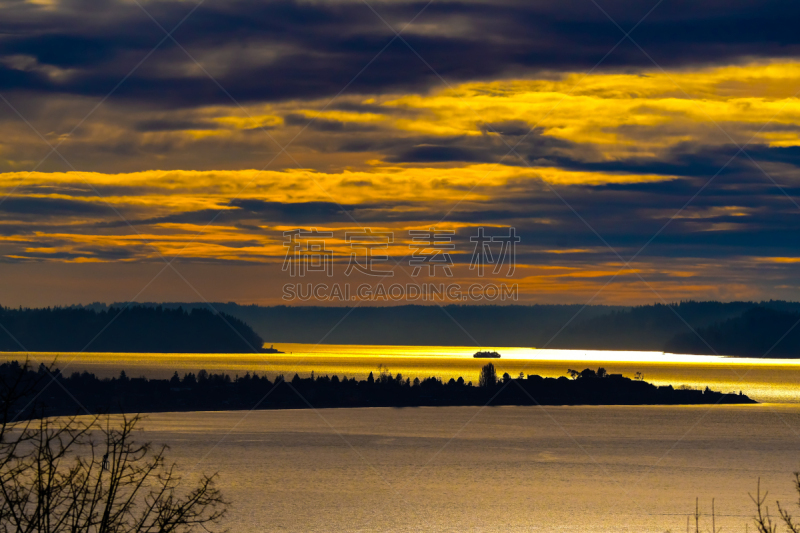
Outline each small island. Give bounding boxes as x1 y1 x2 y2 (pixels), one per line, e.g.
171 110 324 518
474 350 501 358
1 361 756 421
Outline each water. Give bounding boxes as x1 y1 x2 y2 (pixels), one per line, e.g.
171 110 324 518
134 405 800 532
5 343 800 402
7 345 800 530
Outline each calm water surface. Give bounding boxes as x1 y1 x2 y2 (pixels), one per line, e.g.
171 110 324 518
136 405 800 533
9 345 800 531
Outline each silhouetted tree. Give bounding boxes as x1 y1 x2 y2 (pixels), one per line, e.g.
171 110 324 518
478 363 497 387
376 365 391 384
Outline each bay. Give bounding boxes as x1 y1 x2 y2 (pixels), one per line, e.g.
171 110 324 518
131 404 800 533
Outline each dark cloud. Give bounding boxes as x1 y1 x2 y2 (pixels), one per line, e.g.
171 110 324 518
1 246 141 263
366 128 578 164
283 113 379 133
0 196 109 217
480 121 533 137
537 142 800 181
3 0 800 107
133 119 219 132
388 144 490 163
228 199 356 220
100 199 406 227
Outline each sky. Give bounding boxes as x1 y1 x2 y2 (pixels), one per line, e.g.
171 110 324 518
2 0 800 307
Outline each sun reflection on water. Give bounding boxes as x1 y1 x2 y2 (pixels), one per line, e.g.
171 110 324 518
2 344 799 404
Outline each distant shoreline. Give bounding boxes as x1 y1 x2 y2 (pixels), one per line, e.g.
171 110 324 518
20 301 800 358
8 301 800 358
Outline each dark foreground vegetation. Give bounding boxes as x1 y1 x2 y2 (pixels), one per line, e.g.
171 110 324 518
107 300 800 357
0 305 265 353
0 362 227 532
1 361 755 421
691 478 800 533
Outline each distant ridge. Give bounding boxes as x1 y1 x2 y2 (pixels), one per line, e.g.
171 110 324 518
665 306 800 357
106 302 625 348
0 305 265 353
89 300 800 358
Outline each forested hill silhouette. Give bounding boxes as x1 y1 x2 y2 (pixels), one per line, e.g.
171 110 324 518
89 300 800 356
665 307 800 357
106 303 626 346
548 301 758 350
0 305 265 353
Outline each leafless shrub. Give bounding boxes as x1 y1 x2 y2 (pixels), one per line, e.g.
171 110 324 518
0 360 227 533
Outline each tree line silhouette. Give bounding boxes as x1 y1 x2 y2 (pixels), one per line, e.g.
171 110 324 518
2 360 755 421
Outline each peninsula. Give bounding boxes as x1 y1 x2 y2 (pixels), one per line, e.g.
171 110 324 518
0 305 267 353
1 361 755 421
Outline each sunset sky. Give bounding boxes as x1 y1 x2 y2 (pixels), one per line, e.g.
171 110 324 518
2 0 800 306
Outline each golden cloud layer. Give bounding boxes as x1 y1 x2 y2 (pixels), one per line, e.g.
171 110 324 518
4 62 800 302
382 61 800 153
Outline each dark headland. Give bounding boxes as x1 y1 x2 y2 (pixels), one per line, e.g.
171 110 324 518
1 361 755 421
0 305 266 353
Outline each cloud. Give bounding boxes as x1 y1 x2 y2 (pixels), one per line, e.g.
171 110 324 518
133 119 220 132
387 144 490 163
4 1 800 302
282 113 379 132
4 0 800 107
0 196 110 217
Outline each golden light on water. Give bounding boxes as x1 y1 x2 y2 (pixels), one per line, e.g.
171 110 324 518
3 344 800 404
